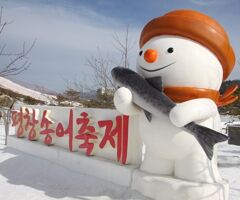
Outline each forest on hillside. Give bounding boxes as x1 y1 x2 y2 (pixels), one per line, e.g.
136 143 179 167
219 80 240 115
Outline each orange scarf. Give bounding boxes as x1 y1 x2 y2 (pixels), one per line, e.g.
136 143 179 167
163 85 239 107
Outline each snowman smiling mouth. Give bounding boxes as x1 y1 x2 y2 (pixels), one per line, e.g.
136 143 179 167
140 61 176 72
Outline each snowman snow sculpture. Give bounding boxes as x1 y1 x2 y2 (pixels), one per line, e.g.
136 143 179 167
113 10 238 200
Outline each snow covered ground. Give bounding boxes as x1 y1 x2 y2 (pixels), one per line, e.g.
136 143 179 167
0 76 56 103
218 143 240 199
0 124 148 200
0 120 240 200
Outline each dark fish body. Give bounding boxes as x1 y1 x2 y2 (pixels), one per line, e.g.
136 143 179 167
111 66 228 160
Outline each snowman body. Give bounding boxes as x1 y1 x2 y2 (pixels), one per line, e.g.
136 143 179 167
138 104 221 183
114 35 224 183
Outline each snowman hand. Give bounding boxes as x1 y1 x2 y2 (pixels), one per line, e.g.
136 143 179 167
169 98 218 127
114 87 141 115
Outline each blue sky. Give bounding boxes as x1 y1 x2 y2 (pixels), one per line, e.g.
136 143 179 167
1 0 239 92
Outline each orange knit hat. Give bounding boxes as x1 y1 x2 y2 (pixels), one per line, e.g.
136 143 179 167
140 10 235 80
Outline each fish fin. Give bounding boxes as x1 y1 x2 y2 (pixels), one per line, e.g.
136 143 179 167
185 122 228 160
145 77 163 92
144 110 152 122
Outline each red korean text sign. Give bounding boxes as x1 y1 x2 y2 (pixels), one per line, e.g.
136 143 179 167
11 108 129 164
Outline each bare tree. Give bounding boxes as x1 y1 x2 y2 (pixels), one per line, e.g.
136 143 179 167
85 47 115 90
0 7 36 77
84 25 136 90
113 25 136 68
62 25 136 107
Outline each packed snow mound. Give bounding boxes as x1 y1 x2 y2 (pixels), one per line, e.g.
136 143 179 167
0 76 57 104
0 124 240 200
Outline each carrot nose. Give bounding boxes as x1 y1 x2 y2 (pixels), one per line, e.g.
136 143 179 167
144 49 157 63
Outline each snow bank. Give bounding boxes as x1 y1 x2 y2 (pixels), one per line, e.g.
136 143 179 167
0 128 147 200
1 116 240 200
0 76 56 103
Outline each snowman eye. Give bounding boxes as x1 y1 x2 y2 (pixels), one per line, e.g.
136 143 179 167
167 47 174 53
139 50 143 56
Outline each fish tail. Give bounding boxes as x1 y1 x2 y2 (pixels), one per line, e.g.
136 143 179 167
184 122 228 160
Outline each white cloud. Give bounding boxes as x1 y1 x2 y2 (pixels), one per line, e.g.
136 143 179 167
3 4 126 51
0 1 139 91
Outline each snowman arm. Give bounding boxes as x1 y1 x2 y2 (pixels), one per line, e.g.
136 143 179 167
169 98 218 127
114 87 142 116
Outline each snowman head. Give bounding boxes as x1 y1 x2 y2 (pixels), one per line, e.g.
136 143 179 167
137 35 223 90
137 10 235 90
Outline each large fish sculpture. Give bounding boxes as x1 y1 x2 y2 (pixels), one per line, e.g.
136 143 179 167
111 66 228 160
